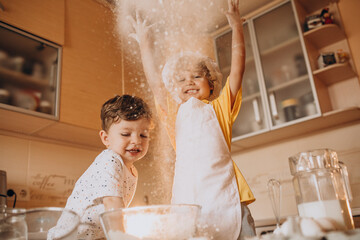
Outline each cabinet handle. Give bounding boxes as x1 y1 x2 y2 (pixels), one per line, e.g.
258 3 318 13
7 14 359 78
252 98 261 123
269 93 279 119
0 2 4 11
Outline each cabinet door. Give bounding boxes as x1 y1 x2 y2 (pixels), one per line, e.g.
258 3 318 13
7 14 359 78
253 1 319 128
0 0 64 45
215 24 269 139
0 22 61 119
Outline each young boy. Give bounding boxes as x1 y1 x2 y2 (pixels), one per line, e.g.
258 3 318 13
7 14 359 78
48 94 153 239
130 0 255 239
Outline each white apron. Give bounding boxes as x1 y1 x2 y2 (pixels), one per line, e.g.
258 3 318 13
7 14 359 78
172 97 241 240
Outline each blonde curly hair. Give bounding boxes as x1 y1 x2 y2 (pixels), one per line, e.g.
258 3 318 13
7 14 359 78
161 51 223 103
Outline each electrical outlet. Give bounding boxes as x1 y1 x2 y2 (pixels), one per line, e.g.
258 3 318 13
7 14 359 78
7 185 30 201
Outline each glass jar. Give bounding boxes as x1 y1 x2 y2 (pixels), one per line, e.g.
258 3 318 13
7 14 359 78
0 208 27 240
289 149 354 230
281 98 299 122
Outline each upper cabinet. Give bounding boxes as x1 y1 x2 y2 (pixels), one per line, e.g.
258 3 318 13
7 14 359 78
213 0 360 150
0 0 123 150
252 1 319 129
293 0 358 112
0 0 65 45
0 22 61 119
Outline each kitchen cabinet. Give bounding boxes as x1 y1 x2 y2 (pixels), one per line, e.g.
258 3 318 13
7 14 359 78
213 0 360 150
0 0 65 45
0 22 61 119
215 23 269 137
0 0 123 150
293 0 358 111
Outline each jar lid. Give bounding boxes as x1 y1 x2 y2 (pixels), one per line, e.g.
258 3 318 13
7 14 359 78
288 149 340 175
281 98 298 108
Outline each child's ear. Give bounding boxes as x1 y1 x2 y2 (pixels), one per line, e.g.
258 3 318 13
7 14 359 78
99 130 109 147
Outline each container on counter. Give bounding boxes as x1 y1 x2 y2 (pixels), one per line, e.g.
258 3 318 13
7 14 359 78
281 98 299 122
289 149 355 230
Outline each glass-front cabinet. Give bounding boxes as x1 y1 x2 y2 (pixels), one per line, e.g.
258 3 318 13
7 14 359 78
0 22 61 119
215 24 269 137
214 0 320 141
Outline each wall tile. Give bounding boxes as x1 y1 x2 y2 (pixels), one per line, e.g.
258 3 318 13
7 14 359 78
0 135 29 186
28 141 100 206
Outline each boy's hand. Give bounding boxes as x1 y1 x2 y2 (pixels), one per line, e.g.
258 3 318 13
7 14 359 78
128 10 154 46
224 0 245 29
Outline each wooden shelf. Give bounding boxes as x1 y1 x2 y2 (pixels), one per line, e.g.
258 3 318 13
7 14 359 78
268 74 309 92
313 62 356 86
297 0 338 13
261 36 300 58
0 67 50 90
231 107 360 151
303 24 345 49
243 92 261 103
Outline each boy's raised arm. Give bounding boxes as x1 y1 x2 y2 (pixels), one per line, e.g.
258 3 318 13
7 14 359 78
225 0 246 106
129 12 168 112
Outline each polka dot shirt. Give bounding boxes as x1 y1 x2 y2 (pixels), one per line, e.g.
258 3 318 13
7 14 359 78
49 149 138 239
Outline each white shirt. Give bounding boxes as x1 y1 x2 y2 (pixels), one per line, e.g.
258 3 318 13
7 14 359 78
48 149 138 239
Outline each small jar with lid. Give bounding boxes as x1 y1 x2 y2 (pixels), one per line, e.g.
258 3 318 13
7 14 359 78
281 98 299 122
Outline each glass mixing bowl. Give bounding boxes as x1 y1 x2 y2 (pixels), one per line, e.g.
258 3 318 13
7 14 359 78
100 204 201 240
0 208 27 240
25 207 80 240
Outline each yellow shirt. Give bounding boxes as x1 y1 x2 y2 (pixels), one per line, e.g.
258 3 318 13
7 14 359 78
156 79 255 205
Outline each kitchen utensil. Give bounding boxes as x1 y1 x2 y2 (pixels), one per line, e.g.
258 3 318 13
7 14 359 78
0 208 27 240
289 149 354 230
0 170 6 208
100 204 201 240
267 179 281 230
25 207 80 240
339 161 353 202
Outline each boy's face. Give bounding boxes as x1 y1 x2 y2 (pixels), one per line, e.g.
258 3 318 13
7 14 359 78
173 64 213 103
100 118 151 166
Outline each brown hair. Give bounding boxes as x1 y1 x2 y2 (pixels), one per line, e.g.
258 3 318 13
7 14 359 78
100 94 152 132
